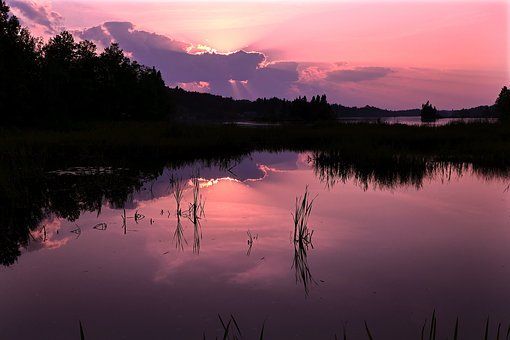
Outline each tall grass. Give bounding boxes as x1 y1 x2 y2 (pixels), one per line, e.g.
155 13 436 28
171 178 185 216
188 176 206 224
292 242 316 296
173 215 186 251
121 208 127 235
291 187 317 295
246 230 258 256
292 186 316 246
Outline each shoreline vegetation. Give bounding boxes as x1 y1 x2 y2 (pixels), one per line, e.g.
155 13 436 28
2 120 510 266
3 2 510 337
2 0 510 270
2 0 509 127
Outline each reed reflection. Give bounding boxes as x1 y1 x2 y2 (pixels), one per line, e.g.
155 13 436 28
2 151 510 266
173 215 186 251
310 151 510 190
291 187 317 296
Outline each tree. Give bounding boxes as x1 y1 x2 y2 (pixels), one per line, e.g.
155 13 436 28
0 0 172 126
496 86 510 122
0 0 41 124
421 101 438 122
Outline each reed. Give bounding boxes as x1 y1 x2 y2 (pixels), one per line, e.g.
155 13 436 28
134 210 145 223
79 320 85 340
93 223 107 231
173 215 187 251
171 178 185 216
292 186 316 246
193 218 202 254
364 321 374 340
121 209 127 234
188 176 205 224
246 230 258 256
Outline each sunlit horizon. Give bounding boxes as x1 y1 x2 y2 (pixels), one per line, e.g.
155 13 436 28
7 0 509 109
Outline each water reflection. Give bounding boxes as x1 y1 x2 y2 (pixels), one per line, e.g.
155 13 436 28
192 217 202 254
2 151 510 266
246 230 258 256
291 187 317 296
292 242 316 297
173 215 186 251
2 151 510 338
311 150 510 190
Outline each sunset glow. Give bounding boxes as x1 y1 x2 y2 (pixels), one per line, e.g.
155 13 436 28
7 0 508 109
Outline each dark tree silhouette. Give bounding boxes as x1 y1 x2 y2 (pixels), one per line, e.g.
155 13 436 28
0 1 172 127
496 86 510 122
420 100 438 122
0 0 41 124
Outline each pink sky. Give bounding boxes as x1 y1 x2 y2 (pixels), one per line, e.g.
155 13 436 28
8 0 510 109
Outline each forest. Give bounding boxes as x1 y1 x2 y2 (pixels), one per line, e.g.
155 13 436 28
2 1 509 127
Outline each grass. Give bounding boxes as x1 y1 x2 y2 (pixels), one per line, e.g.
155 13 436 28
3 120 510 265
79 320 85 340
171 178 185 216
173 215 187 251
214 314 265 340
186 176 205 254
121 209 127 235
80 312 506 339
75 314 510 339
292 242 316 296
3 121 510 175
246 230 258 256
292 186 316 246
134 210 145 223
188 176 206 224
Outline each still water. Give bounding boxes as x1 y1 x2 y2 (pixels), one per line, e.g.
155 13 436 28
1 152 509 339
336 116 497 126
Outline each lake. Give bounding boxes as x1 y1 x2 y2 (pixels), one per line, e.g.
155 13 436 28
337 116 497 126
1 151 509 339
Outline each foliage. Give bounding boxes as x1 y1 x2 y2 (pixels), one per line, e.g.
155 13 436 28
0 1 171 126
496 86 510 122
420 100 439 122
169 87 335 122
1 120 510 265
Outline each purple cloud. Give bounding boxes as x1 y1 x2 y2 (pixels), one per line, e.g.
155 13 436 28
78 22 299 99
7 0 63 34
326 67 394 83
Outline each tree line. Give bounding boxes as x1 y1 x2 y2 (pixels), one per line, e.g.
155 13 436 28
1 1 171 126
0 1 335 126
2 0 508 126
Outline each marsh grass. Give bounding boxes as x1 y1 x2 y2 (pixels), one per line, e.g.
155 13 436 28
292 241 317 296
93 223 107 231
133 210 145 223
171 178 185 216
79 320 85 340
246 230 258 256
214 314 265 340
121 209 127 234
292 186 316 246
4 121 510 265
173 215 187 251
184 176 205 254
329 312 510 340
291 187 318 296
188 177 206 224
192 218 202 254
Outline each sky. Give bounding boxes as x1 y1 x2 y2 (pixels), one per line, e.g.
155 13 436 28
6 0 510 109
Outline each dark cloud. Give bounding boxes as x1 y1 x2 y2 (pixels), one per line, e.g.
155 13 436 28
78 22 299 99
7 0 63 34
326 67 394 83
80 22 189 52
